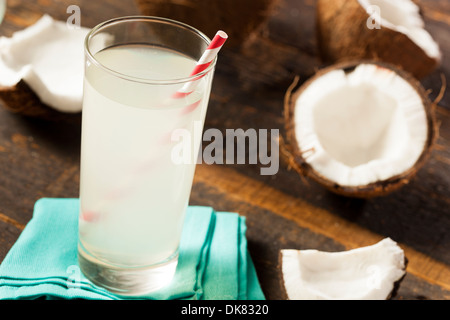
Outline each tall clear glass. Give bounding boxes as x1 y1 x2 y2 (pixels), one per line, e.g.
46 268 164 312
0 0 5 24
78 16 216 296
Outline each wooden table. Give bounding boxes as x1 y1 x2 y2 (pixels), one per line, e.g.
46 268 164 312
0 0 449 300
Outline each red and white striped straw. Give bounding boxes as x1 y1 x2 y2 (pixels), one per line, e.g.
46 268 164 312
173 30 228 99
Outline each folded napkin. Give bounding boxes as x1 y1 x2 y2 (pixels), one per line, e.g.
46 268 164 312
0 198 264 300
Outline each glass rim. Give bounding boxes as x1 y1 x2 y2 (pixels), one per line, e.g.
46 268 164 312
84 16 216 85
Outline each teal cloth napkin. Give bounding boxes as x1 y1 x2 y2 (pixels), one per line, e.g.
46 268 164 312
0 198 265 300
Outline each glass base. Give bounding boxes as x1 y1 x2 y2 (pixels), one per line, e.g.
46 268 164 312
78 245 178 297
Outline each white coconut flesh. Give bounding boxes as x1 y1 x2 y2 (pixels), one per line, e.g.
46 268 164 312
358 0 441 61
294 64 428 187
280 238 406 300
0 15 90 112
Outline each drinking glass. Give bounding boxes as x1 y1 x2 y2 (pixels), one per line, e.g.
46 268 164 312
78 16 216 296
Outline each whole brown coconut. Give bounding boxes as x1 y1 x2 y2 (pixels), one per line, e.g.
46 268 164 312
316 0 441 79
284 61 437 198
135 0 280 48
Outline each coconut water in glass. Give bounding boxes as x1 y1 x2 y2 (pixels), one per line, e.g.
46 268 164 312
78 17 215 296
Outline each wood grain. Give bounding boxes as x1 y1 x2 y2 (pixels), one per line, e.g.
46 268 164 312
193 164 450 292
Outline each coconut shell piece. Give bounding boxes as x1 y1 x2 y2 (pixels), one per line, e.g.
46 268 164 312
316 0 441 79
284 61 437 198
279 238 408 300
0 80 80 122
0 15 90 120
134 0 280 48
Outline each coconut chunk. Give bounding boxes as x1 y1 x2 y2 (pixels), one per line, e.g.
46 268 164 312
358 0 441 61
317 0 441 79
280 238 407 300
285 62 435 197
0 15 89 113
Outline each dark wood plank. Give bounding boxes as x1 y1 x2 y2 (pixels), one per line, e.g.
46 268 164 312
191 164 450 298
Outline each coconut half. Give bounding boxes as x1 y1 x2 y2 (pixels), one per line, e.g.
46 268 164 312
280 238 407 300
317 0 441 79
284 62 435 197
0 15 90 118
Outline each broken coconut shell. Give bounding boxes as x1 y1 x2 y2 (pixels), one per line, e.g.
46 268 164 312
0 80 81 122
316 0 441 79
134 0 280 48
279 238 408 300
284 61 436 198
0 15 90 120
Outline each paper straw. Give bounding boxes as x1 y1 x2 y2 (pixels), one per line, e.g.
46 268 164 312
173 30 228 99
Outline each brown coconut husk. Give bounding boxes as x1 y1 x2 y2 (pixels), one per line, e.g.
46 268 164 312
0 80 80 122
388 256 409 300
134 0 281 48
284 61 437 198
316 0 440 79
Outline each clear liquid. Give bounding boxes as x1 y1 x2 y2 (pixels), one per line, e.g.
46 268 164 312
79 44 212 267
